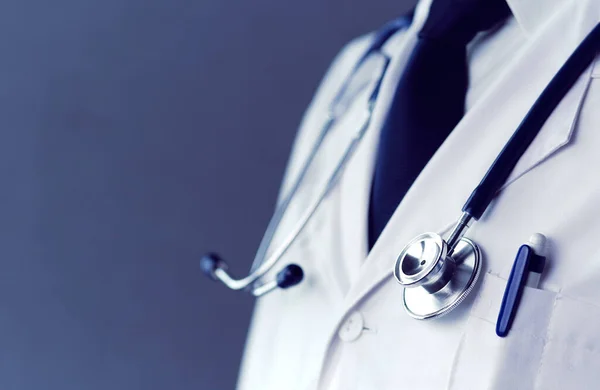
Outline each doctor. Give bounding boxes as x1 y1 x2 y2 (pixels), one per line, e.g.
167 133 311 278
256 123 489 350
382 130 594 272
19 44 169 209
235 0 600 388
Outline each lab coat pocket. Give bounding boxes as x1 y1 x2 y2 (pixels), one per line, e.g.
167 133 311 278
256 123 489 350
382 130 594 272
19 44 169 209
449 272 557 390
534 295 600 390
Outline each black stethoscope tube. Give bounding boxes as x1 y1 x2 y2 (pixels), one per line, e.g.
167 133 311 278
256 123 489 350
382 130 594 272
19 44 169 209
464 23 600 220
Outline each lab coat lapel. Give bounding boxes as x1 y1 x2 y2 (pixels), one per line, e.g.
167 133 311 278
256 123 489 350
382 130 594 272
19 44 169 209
337 25 422 286
342 0 599 310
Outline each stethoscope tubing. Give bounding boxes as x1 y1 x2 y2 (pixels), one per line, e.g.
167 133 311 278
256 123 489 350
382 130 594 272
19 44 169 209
215 114 374 291
207 18 407 293
249 117 335 275
392 22 600 318
463 23 600 221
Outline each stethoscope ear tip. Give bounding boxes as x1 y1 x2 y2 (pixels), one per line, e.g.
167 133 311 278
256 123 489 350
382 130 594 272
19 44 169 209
276 264 304 289
200 252 226 281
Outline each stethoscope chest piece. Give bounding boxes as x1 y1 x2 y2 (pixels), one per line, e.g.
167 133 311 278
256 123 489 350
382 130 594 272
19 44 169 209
394 233 481 320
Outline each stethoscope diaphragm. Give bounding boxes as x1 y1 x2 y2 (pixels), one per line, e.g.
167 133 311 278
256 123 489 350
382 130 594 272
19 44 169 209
394 232 481 319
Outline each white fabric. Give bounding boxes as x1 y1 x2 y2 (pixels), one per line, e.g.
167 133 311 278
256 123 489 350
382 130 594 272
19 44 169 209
237 0 600 388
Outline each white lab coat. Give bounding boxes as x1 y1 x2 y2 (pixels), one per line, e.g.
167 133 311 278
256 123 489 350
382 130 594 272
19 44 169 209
237 0 600 388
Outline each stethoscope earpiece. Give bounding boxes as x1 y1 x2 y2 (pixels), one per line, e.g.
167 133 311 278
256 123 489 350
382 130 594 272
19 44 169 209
200 252 304 296
276 264 304 289
251 264 305 297
200 253 226 281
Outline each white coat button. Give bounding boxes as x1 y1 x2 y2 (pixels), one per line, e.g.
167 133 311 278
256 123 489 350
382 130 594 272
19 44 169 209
338 312 364 342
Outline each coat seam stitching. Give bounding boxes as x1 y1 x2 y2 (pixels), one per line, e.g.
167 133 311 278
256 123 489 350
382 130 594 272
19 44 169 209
532 292 561 390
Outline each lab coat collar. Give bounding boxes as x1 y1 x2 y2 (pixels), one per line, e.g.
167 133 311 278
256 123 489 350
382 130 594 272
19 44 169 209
414 0 569 36
506 0 571 35
336 0 599 326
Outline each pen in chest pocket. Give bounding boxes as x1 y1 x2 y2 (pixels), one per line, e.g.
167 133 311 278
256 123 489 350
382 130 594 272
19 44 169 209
496 233 547 338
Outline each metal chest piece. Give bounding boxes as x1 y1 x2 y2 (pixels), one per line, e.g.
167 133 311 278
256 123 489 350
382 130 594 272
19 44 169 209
393 232 481 319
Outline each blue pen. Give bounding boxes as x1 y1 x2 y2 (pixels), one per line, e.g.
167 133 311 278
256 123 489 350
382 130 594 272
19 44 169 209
496 234 547 338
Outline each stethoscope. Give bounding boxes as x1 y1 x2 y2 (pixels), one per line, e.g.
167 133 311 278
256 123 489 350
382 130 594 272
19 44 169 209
201 15 600 318
200 14 413 296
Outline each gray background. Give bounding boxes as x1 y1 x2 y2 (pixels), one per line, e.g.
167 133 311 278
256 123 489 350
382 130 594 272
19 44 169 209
0 0 413 389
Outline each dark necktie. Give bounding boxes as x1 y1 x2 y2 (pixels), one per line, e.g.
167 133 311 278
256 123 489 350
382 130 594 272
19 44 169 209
368 0 511 249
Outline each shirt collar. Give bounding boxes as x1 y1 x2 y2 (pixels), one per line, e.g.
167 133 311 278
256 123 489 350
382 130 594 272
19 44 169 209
505 0 569 34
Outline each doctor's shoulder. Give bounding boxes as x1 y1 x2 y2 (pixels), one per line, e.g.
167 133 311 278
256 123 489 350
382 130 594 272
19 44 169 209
277 31 378 199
